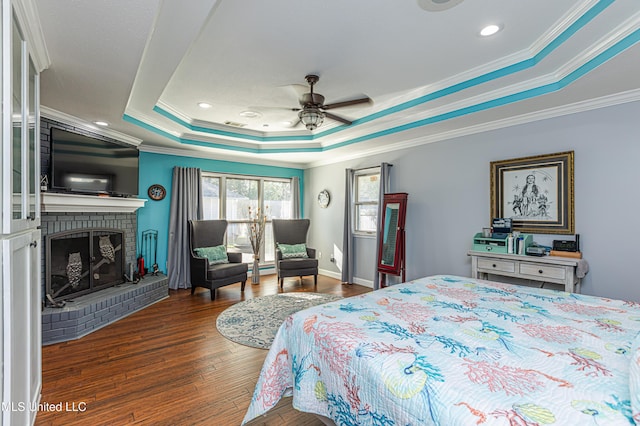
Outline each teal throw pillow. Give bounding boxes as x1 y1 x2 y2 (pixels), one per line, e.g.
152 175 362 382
194 245 229 265
277 243 309 259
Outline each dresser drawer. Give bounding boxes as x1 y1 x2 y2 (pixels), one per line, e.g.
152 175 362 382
519 263 566 281
477 258 516 274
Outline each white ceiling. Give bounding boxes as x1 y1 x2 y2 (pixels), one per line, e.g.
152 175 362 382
35 0 640 168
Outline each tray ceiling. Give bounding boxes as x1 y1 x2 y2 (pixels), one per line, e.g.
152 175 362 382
36 0 640 167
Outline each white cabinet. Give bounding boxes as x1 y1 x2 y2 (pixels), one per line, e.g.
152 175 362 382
468 250 584 293
1 1 49 424
2 230 41 426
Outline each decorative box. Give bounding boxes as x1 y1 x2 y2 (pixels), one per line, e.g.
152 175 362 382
472 233 533 255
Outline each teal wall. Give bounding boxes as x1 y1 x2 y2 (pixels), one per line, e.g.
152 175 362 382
137 151 304 274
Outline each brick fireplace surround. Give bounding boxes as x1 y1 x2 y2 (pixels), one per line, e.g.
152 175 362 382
39 209 167 345
40 206 169 345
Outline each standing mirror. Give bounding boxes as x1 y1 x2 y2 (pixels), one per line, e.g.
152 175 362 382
377 193 408 287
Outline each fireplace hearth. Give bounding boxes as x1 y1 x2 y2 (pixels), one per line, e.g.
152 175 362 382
46 228 125 303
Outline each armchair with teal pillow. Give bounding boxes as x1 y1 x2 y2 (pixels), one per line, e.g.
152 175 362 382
188 219 248 300
272 219 318 289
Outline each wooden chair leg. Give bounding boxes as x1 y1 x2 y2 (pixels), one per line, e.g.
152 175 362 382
241 280 246 292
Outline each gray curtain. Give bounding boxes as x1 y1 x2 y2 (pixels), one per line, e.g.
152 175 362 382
167 167 203 289
341 168 355 284
292 176 301 218
373 163 392 290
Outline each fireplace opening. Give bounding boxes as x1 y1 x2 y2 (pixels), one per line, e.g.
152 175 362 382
46 228 125 303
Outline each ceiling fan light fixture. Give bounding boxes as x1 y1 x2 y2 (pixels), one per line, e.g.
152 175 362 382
299 107 324 131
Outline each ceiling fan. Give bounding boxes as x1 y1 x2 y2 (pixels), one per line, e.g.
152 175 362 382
287 75 372 131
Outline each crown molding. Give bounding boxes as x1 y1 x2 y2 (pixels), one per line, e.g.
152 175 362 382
306 89 640 168
138 144 307 169
41 106 143 146
12 0 51 72
557 11 640 80
529 0 601 56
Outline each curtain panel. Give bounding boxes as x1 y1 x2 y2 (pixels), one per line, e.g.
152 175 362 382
292 176 301 218
167 167 203 289
341 168 355 284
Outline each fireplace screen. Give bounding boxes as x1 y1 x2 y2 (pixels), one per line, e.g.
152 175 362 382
46 229 125 302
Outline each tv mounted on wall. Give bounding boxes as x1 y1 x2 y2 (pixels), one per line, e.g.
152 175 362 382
50 127 139 197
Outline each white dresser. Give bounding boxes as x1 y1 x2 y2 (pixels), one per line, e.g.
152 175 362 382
468 250 585 293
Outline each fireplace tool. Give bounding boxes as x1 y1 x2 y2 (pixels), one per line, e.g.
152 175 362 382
141 229 159 276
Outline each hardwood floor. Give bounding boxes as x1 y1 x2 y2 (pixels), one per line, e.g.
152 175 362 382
36 274 371 426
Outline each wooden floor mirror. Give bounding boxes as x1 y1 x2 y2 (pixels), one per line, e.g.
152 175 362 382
377 192 408 287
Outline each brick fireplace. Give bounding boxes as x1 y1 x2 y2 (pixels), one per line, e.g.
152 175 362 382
40 194 167 345
40 208 137 298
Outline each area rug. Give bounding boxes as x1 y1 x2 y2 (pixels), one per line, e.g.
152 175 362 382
216 292 343 349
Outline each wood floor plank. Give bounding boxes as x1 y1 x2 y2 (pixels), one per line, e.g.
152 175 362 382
36 274 370 425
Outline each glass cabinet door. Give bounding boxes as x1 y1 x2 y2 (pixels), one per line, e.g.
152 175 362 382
11 17 23 221
3 12 39 234
28 58 38 221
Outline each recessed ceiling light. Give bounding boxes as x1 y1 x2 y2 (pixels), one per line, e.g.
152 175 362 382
197 102 212 109
239 110 262 119
480 24 502 37
94 121 108 126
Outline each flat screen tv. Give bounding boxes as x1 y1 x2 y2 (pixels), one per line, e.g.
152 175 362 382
50 127 139 197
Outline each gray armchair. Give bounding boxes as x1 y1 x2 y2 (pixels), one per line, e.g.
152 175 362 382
272 219 318 289
188 219 248 300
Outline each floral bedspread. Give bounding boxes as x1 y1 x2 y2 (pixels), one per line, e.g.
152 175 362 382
243 275 640 425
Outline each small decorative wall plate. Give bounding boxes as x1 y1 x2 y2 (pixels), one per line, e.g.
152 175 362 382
147 184 166 201
318 189 330 208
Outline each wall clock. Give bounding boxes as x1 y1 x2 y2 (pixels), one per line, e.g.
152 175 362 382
147 184 166 201
318 189 330 208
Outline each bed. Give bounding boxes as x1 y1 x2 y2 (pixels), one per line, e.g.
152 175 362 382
243 275 640 425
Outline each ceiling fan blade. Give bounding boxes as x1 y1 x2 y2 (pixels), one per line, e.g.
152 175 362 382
279 84 308 99
322 96 372 110
324 112 352 125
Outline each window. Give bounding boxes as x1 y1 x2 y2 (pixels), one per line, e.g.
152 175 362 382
202 173 295 264
354 169 380 234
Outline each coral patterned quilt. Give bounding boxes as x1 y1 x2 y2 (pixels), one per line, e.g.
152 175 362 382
243 275 640 425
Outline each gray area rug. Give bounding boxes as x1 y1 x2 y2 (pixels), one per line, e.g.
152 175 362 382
216 292 343 349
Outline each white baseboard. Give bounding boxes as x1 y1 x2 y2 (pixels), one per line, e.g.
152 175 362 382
318 269 374 289
261 268 374 289
250 266 276 276
319 268 341 280
353 277 374 288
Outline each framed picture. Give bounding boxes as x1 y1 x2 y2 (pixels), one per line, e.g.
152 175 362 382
490 151 574 234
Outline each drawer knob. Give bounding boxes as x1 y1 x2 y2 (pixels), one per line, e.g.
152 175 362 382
492 264 497 268
538 269 543 274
